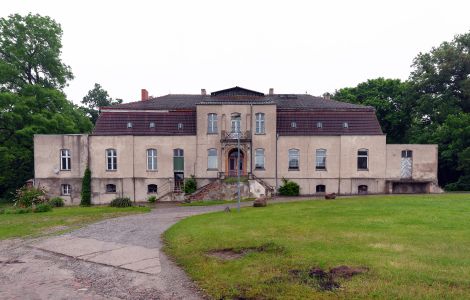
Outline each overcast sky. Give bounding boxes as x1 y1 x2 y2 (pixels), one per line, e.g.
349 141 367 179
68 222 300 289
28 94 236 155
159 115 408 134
3 0 470 104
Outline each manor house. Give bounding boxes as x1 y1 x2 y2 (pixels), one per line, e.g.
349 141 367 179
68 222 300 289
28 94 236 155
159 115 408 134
34 87 440 204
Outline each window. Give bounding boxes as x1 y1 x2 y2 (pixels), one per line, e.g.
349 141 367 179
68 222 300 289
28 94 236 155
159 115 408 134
231 114 241 133
401 150 413 158
60 149 71 170
255 113 265 134
177 123 183 130
106 149 117 170
173 148 184 171
207 113 218 134
291 121 297 128
127 122 133 128
316 184 326 193
316 122 323 128
207 148 218 169
316 149 327 170
149 122 155 128
343 122 349 128
357 149 368 170
147 149 157 170
255 148 265 169
61 184 71 195
147 184 158 194
106 184 116 193
358 185 368 194
288 149 300 170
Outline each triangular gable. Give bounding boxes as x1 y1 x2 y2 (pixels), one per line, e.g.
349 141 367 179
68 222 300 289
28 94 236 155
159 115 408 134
211 86 264 97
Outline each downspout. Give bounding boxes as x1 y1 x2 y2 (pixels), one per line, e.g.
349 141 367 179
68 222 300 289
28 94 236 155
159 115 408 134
275 133 279 194
338 136 342 195
250 104 253 174
132 135 136 203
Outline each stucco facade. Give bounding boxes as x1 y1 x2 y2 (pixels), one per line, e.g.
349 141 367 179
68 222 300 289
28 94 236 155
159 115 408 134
33 87 440 204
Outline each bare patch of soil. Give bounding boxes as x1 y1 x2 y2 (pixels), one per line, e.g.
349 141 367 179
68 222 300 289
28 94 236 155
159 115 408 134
207 242 285 260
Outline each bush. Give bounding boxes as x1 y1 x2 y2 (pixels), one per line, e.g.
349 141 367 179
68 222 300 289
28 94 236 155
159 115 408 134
148 195 157 203
49 197 65 207
34 203 52 213
445 175 470 191
183 175 197 194
14 186 47 208
81 167 92 206
110 197 133 207
224 176 249 184
278 178 300 196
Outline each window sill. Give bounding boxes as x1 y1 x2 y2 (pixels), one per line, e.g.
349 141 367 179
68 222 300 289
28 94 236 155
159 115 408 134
105 192 117 194
146 170 158 172
315 168 327 171
254 168 265 170
207 168 219 171
357 169 369 171
61 194 71 196
207 132 218 135
106 169 117 172
254 132 266 135
60 169 71 172
288 168 300 171
147 192 158 194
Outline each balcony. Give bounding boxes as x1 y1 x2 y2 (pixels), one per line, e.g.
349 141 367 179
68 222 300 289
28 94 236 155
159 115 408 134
220 130 252 143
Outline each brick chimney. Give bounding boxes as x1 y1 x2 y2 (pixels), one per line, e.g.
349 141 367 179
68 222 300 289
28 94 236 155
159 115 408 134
141 89 149 101
201 89 206 96
269 88 274 95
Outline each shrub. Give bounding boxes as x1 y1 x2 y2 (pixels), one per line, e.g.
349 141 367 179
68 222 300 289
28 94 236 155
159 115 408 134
49 197 65 207
445 175 470 191
224 176 249 184
148 195 157 203
183 175 197 194
110 197 132 207
34 203 52 213
278 178 300 196
81 167 92 206
14 186 47 208
5 207 33 214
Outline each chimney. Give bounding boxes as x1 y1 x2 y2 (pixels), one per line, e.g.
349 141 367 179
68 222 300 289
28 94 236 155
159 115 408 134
269 88 274 95
141 89 149 101
201 89 206 96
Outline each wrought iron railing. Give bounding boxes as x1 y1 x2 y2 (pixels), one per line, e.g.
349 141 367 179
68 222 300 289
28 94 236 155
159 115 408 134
220 130 251 142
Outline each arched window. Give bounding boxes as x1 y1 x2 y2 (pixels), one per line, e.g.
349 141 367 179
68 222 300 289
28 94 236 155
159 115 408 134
60 149 71 170
316 149 327 170
357 149 368 170
147 149 157 170
147 184 158 194
207 113 218 134
316 184 326 193
288 149 300 170
106 149 117 170
61 184 71 195
358 185 368 194
106 184 116 193
255 148 265 169
255 113 265 134
207 148 218 169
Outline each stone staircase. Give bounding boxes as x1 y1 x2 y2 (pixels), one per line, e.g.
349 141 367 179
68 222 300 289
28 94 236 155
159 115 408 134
187 180 222 201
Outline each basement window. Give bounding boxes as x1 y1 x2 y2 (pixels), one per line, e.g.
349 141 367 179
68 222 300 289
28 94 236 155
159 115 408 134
106 184 116 193
147 184 158 194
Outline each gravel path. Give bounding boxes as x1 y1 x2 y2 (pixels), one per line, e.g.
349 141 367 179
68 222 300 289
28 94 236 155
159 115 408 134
0 198 317 299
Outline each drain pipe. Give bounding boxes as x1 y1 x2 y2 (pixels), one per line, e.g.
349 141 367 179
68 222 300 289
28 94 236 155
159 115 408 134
275 133 279 194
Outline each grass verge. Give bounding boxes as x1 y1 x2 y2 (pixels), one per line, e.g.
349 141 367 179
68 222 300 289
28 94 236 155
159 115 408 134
164 193 470 299
0 205 150 240
180 198 256 207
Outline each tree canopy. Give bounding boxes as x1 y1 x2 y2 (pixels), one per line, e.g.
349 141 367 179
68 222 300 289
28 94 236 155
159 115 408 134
81 83 122 124
0 13 73 91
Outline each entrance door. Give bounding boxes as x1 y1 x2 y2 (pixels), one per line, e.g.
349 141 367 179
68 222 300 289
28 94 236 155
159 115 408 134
228 149 244 177
174 172 184 192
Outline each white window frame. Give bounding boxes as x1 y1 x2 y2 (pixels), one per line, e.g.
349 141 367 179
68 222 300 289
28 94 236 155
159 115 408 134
255 113 265 134
207 148 218 169
147 149 157 171
315 149 327 170
106 149 117 171
357 149 369 170
288 149 300 170
231 115 241 133
61 184 71 195
60 149 71 171
255 148 265 169
207 113 218 134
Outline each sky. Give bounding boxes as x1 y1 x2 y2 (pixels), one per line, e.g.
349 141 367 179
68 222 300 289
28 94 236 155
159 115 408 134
3 0 470 104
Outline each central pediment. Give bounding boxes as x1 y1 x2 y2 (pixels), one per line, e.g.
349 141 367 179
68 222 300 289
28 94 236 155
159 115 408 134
211 86 264 97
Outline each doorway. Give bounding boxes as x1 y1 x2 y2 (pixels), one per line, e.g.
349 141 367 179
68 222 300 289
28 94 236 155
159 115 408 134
227 148 244 177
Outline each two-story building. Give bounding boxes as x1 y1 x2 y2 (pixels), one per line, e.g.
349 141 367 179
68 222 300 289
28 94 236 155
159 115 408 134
34 86 441 204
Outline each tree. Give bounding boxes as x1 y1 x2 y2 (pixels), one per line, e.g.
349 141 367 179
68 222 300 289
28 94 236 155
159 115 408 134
333 78 413 143
0 85 92 199
80 167 91 206
81 83 122 124
0 13 73 91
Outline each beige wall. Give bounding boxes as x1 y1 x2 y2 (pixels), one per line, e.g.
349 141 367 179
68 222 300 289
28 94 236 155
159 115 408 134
386 144 438 181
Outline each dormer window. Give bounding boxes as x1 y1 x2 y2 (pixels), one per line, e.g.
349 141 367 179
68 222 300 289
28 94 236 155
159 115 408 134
149 122 155 128
177 123 183 130
316 122 323 128
127 122 133 128
342 122 349 128
291 121 297 128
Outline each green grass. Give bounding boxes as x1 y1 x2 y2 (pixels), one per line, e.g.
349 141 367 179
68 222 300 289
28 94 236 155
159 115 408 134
164 194 470 299
0 205 150 240
180 198 256 207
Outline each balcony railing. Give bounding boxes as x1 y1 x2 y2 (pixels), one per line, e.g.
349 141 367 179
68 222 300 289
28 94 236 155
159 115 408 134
220 130 251 142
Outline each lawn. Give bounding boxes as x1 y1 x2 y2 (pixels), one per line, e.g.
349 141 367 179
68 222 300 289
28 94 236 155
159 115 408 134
180 198 255 207
164 194 470 299
0 205 150 240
